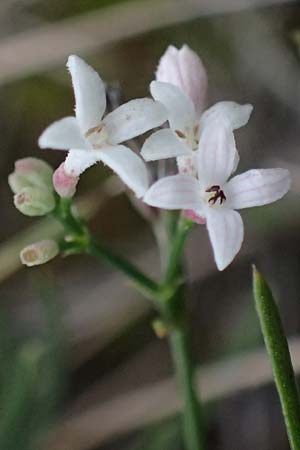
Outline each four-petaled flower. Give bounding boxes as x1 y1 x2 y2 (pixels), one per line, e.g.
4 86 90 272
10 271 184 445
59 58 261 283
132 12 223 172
143 122 291 270
39 55 167 197
141 62 253 176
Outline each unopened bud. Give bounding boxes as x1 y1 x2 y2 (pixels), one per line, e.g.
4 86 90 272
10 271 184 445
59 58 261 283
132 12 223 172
20 240 59 267
8 157 53 194
53 163 79 198
183 209 206 225
156 44 208 115
14 186 55 216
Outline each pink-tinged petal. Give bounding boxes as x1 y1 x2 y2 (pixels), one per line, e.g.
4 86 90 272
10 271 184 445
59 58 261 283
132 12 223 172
67 55 106 134
104 98 167 145
200 101 253 131
206 208 244 271
53 163 79 198
225 168 291 210
156 44 208 116
97 145 149 198
64 149 98 176
197 123 237 186
38 117 89 151
141 129 191 161
150 81 196 131
143 174 202 210
183 209 206 224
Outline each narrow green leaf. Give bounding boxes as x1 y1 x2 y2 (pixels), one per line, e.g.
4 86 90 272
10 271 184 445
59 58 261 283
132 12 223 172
252 265 300 450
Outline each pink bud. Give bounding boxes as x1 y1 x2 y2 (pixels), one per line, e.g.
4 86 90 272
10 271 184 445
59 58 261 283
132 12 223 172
156 45 208 116
53 163 79 198
183 209 206 225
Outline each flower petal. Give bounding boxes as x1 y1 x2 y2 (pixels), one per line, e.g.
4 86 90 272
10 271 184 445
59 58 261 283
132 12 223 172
141 129 191 161
64 149 98 176
200 101 253 130
38 117 89 150
225 168 291 210
104 98 167 145
156 44 208 116
143 174 202 210
206 208 244 271
67 55 106 133
197 123 237 186
150 81 196 131
97 145 149 198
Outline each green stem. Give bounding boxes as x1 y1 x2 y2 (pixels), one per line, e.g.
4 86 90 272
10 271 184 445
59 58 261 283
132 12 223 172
169 318 204 450
54 198 160 300
253 266 300 450
86 240 160 300
159 215 204 450
164 216 193 286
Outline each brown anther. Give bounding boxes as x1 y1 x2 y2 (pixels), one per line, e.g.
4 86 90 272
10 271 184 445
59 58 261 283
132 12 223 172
84 124 103 139
205 185 221 193
175 129 186 139
206 185 226 205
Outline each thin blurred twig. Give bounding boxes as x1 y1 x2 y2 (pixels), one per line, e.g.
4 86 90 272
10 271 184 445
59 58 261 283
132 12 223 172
46 336 300 450
0 0 294 84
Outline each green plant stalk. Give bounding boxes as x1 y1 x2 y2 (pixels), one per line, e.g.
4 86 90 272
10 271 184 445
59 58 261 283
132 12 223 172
161 216 204 450
164 216 193 286
253 266 300 450
56 198 204 449
169 320 204 450
54 198 160 300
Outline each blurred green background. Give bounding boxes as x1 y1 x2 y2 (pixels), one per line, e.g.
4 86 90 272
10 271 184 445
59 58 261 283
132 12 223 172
1 1 300 449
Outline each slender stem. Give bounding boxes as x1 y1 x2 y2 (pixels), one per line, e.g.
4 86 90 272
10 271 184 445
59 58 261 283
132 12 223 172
164 216 193 286
169 320 204 450
159 215 204 450
54 198 160 300
253 266 300 450
86 240 160 300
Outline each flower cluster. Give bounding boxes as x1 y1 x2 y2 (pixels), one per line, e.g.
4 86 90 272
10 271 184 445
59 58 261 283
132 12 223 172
9 45 291 270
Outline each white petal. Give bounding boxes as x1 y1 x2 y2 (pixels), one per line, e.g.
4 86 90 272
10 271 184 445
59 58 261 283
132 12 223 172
64 149 98 176
104 98 167 145
67 55 106 133
143 174 202 210
38 117 89 150
141 129 191 161
150 81 196 131
197 123 237 186
97 145 149 198
226 168 291 210
206 208 244 271
200 101 253 130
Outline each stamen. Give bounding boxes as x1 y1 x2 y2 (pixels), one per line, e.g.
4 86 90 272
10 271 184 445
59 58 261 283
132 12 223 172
175 129 186 139
205 185 226 205
84 124 104 139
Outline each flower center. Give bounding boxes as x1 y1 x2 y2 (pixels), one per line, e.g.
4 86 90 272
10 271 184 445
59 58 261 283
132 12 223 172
175 124 199 151
205 185 226 205
85 123 108 149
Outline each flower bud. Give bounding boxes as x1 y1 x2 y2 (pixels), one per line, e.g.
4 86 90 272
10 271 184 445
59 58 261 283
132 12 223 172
8 157 53 194
14 186 55 216
20 240 59 267
156 44 208 115
183 209 206 225
53 163 79 198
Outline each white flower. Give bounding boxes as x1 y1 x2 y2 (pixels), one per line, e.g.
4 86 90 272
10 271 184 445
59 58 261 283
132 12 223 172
39 55 167 198
156 44 208 116
143 123 291 270
141 80 253 176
